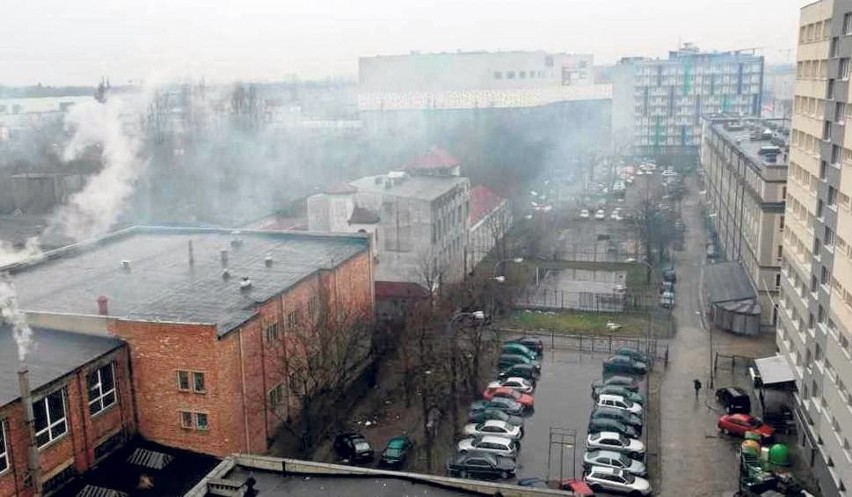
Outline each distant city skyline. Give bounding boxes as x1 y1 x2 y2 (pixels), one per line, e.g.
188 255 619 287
0 0 805 86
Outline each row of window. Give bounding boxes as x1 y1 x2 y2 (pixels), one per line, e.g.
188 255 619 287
493 70 554 80
179 411 208 431
799 18 833 45
264 296 320 342
635 62 762 77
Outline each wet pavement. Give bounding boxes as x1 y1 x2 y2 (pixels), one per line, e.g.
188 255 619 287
657 177 775 497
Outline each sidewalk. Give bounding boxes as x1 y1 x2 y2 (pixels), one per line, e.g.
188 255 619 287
657 177 775 497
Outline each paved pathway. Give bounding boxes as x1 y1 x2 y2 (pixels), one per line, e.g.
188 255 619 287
657 178 774 497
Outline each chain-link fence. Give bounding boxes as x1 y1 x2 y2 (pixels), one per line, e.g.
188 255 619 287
496 328 670 363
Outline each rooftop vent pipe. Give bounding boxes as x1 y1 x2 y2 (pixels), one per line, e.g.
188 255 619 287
97 296 109 316
240 277 252 290
17 368 42 496
188 240 195 266
230 231 243 248
222 269 231 280
264 254 273 267
121 260 131 271
220 249 228 267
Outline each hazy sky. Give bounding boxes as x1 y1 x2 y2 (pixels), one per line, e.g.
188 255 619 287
1 0 806 86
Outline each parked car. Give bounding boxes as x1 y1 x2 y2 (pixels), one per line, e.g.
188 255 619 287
580 209 590 219
591 407 643 430
333 432 374 463
468 407 525 427
517 478 596 496
614 347 653 366
488 377 534 394
593 376 639 391
583 450 647 476
659 291 675 309
470 398 526 417
717 413 774 440
715 386 751 414
588 418 639 439
497 353 540 372
379 435 413 468
585 466 652 496
457 435 518 458
597 394 643 415
602 356 647 376
660 280 674 294
483 386 534 408
593 385 645 405
463 419 524 440
662 169 677 177
595 209 606 220
585 432 646 460
498 364 539 384
501 343 538 361
446 452 516 480
505 337 544 357
662 267 676 282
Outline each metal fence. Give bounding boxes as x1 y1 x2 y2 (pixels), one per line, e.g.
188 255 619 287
515 288 662 313
496 328 670 363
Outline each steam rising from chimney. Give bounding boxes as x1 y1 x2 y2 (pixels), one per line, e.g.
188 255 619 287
0 275 34 363
46 95 148 241
0 238 43 268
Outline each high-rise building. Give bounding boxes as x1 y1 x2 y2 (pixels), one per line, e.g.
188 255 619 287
779 1 852 495
613 44 764 162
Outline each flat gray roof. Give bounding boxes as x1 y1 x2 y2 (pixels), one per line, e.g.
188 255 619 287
711 119 790 172
0 325 124 407
350 174 468 201
754 355 796 386
7 227 369 335
703 261 757 304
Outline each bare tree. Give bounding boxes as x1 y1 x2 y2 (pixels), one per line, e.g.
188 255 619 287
413 248 446 295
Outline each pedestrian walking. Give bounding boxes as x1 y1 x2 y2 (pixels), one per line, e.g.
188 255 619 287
693 378 702 398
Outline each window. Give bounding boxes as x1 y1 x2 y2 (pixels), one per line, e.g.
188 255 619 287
820 161 827 180
780 215 785 231
34 389 67 448
507 71 515 79
494 72 502 80
177 371 190 391
832 145 841 164
829 186 838 206
196 413 208 431
192 372 206 393
0 420 7 473
826 227 835 247
265 323 279 342
775 274 782 289
818 199 825 218
87 363 116 416
845 13 852 35
821 266 830 285
519 71 527 79
832 37 840 57
269 384 284 408
307 296 319 315
838 103 846 123
842 59 850 80
778 245 783 259
824 121 832 140
287 310 300 329
828 79 836 100
180 411 193 429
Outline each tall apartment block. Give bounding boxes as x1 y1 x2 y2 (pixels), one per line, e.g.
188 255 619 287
613 44 764 162
778 1 852 495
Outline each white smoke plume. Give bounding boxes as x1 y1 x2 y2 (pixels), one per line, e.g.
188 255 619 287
0 237 43 268
0 274 33 363
48 95 147 241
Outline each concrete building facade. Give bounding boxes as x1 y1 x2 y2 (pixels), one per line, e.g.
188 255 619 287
468 185 511 271
778 1 852 495
613 44 764 160
6 227 374 459
700 117 789 329
359 51 594 92
0 326 134 497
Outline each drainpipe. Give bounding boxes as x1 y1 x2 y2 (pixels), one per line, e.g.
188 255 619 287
17 368 42 496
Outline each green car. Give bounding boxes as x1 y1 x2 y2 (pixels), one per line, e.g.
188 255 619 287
380 435 413 468
593 385 645 405
501 343 537 361
498 354 541 372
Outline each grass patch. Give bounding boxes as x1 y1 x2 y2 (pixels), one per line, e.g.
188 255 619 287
502 309 670 338
515 259 654 291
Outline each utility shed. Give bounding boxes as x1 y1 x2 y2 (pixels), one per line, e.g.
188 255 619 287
703 261 761 335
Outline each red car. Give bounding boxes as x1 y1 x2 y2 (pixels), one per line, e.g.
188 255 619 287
483 386 534 408
717 414 774 439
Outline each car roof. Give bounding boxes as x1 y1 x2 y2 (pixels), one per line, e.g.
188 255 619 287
598 394 627 402
720 386 748 396
479 435 513 445
387 436 408 447
482 419 510 428
587 450 626 459
504 377 529 383
588 465 622 476
460 451 497 462
728 413 752 420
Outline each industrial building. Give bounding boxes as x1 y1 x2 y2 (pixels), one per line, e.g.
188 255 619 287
700 116 789 330
3 226 374 463
468 185 511 270
777 1 852 495
613 44 765 161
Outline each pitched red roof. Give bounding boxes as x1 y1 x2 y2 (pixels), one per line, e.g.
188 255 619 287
469 185 504 224
375 281 430 299
404 146 460 171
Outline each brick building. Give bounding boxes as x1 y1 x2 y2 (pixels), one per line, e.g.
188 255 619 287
5 227 374 460
0 325 134 497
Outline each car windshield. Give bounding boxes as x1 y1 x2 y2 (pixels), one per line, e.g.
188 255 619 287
747 417 763 427
355 442 371 452
384 447 401 457
617 434 628 444
617 454 633 466
506 390 521 399
623 473 636 484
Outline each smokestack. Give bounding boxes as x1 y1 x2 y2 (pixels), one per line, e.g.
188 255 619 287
97 295 109 315
188 240 195 266
17 369 42 496
220 249 228 267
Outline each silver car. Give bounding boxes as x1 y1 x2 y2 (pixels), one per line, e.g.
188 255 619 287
457 435 518 459
585 466 651 495
583 450 647 476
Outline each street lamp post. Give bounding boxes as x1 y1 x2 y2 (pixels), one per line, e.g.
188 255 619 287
447 311 485 435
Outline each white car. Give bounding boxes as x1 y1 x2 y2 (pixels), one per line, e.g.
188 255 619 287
583 450 647 476
579 209 590 219
640 163 656 171
488 377 534 394
594 209 606 220
597 394 643 415
662 169 677 177
610 211 621 221
457 435 518 458
463 419 523 440
585 432 645 459
585 466 652 496
635 169 644 176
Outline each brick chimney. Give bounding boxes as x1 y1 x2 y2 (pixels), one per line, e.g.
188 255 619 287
97 295 109 316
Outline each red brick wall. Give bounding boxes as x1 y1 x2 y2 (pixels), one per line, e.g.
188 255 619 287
0 347 133 497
